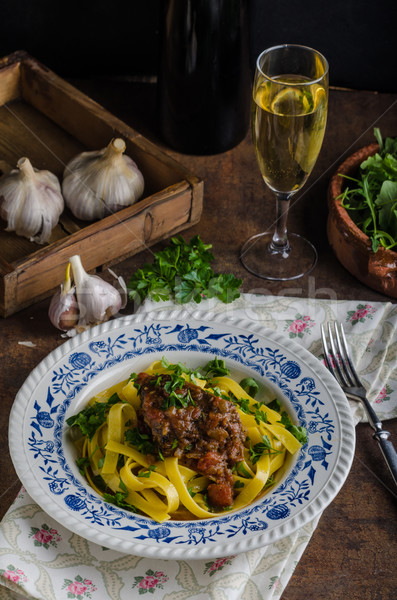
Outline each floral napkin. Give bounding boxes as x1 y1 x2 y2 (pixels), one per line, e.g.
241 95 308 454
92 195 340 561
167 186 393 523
1 293 396 600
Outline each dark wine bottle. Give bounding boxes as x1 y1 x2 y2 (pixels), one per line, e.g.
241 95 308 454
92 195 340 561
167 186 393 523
158 0 251 155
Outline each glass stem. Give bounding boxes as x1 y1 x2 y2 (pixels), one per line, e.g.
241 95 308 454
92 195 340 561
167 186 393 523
270 192 292 256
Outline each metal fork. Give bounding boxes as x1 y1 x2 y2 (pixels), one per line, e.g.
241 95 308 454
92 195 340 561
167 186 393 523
321 321 397 487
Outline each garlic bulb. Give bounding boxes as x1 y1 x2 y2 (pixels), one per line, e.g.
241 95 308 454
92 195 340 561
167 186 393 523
62 138 144 221
48 263 79 331
0 157 64 244
69 254 124 327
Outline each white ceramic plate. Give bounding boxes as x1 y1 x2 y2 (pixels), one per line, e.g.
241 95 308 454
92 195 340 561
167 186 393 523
9 310 355 559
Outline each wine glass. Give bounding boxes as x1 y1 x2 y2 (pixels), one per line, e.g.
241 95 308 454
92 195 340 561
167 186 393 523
240 44 329 280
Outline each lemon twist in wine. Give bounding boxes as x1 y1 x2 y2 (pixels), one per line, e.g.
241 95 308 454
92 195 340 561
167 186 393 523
253 75 328 194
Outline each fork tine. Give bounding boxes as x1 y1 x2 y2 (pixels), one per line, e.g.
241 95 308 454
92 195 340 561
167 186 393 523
320 323 344 385
336 322 362 387
325 322 350 387
333 323 355 387
320 324 336 376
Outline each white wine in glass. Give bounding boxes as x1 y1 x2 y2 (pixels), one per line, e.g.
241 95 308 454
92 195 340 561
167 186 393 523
240 44 329 280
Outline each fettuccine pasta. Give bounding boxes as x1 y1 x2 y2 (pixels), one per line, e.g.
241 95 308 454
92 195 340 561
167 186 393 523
67 357 306 522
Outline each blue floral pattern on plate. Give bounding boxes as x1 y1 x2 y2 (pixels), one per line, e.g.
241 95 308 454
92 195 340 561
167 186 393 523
9 311 355 560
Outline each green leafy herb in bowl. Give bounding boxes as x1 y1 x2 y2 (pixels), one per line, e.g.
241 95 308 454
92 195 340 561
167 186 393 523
337 128 397 253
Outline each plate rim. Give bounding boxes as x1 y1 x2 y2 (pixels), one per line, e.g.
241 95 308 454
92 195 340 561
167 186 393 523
8 308 356 559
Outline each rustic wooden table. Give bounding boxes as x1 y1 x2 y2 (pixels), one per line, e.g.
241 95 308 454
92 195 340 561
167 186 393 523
1 81 396 599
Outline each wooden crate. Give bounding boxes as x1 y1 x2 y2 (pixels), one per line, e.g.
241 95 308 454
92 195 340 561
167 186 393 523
0 51 203 317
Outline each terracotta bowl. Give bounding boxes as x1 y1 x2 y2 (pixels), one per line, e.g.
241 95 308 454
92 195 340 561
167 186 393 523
327 142 397 299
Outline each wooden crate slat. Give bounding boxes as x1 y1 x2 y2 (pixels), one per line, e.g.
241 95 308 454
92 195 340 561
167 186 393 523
0 53 203 317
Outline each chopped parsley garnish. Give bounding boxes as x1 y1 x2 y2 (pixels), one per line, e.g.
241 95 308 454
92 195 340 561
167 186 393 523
161 356 229 384
234 480 245 489
231 396 268 424
232 396 251 414
264 475 275 488
253 403 268 425
239 377 259 398
125 427 156 455
267 399 308 445
103 490 138 512
138 465 157 478
161 374 195 409
232 462 252 478
249 435 282 464
66 393 121 440
202 358 230 378
76 456 90 475
103 478 139 513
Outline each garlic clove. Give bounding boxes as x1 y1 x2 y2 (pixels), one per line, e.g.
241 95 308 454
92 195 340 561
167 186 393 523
108 268 128 309
0 157 64 244
48 263 79 330
62 138 145 221
69 254 123 328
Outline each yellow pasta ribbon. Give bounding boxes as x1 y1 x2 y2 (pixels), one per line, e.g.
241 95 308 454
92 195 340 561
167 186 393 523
119 380 140 409
101 403 136 474
105 440 150 467
88 424 105 475
124 490 170 522
165 457 223 519
89 381 127 405
233 452 270 510
120 459 179 514
262 423 302 454
269 450 286 475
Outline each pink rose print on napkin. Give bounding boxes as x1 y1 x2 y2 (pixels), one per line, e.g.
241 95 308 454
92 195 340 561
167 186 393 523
346 303 377 325
0 565 28 585
284 313 315 339
61 575 97 599
29 523 62 549
204 555 236 576
132 569 169 594
269 575 282 591
376 384 392 403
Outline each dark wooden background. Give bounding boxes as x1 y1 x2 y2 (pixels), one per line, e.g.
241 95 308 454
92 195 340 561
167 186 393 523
0 0 395 93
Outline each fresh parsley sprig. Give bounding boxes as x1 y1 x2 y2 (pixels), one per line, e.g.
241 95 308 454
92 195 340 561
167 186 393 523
127 235 242 305
249 434 283 464
103 479 139 513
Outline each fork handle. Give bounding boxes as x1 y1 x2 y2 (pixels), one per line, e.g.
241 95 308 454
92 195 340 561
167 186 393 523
373 429 397 487
347 391 397 487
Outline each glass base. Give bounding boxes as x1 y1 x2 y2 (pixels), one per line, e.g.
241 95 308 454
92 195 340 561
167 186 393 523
240 231 317 281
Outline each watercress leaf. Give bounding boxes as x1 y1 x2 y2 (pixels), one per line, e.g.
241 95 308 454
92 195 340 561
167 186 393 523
374 127 383 150
376 181 397 238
